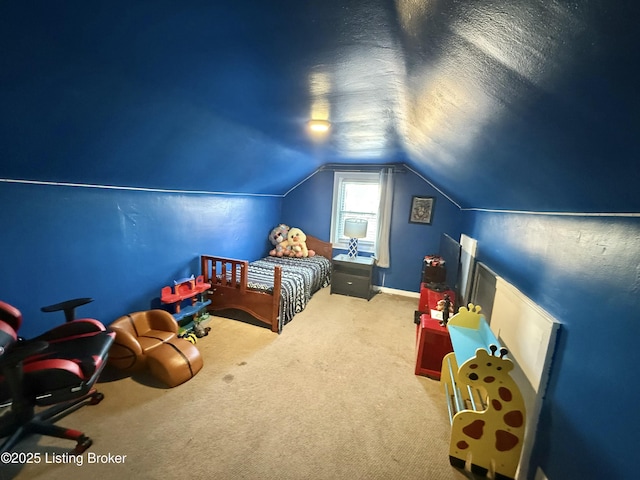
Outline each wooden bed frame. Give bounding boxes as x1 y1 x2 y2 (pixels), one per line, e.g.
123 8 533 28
200 235 333 333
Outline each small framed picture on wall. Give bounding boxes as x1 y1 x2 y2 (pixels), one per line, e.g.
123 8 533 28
409 196 435 225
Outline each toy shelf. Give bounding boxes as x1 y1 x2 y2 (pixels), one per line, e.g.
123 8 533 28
447 313 499 367
161 274 211 323
440 304 526 480
172 300 211 323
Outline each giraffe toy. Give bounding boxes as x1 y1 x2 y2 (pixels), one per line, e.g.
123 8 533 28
449 344 526 480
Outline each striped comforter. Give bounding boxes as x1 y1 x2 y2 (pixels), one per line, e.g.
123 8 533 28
245 255 332 331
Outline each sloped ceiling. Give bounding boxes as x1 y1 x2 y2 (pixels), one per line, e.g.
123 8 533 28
1 0 638 212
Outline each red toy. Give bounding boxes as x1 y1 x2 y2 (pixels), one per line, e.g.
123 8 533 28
161 275 211 322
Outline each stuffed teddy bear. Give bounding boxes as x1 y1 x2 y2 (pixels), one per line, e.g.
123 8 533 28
268 224 291 257
286 227 315 258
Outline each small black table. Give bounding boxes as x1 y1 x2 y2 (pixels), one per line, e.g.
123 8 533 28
330 254 375 300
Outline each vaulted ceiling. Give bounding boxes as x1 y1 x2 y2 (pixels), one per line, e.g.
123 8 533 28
1 0 638 212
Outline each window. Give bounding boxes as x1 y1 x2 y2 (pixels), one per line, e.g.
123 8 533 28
330 172 380 253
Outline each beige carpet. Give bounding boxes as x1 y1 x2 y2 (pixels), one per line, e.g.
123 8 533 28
3 289 470 480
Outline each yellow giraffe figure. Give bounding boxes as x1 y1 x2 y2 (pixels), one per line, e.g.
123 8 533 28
449 344 526 480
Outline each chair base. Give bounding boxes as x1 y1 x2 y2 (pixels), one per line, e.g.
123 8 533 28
0 388 104 453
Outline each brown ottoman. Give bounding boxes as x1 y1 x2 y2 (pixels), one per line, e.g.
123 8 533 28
146 338 203 387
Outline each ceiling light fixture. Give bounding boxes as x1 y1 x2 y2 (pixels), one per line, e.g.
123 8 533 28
308 119 331 133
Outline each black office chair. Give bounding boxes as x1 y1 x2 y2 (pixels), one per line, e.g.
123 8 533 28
0 299 115 453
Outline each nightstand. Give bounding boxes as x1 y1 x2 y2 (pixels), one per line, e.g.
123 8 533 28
331 254 375 300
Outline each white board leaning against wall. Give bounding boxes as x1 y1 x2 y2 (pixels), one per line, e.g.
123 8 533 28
470 262 560 480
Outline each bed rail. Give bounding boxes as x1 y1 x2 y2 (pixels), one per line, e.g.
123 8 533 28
200 255 282 333
201 256 249 292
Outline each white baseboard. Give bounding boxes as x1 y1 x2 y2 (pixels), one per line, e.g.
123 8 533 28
534 467 549 480
374 286 420 298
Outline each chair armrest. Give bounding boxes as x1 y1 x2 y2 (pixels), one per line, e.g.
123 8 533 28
146 310 178 334
40 297 94 322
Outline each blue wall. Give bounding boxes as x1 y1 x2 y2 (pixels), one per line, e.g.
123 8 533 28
0 181 281 338
282 167 464 292
465 211 640 480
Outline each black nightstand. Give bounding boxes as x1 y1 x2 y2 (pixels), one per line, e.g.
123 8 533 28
331 254 375 300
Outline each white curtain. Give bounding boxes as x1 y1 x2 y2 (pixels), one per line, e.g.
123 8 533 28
375 167 394 268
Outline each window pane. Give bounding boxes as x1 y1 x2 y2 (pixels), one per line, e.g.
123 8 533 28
343 183 379 214
331 172 380 252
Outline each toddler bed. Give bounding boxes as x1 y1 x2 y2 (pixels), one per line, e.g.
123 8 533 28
200 235 333 333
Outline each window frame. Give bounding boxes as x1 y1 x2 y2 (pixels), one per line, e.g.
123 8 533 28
330 171 380 253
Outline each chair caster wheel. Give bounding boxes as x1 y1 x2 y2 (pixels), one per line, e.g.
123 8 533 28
74 436 92 454
89 392 104 405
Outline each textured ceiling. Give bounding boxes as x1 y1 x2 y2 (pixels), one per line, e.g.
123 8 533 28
1 0 638 212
